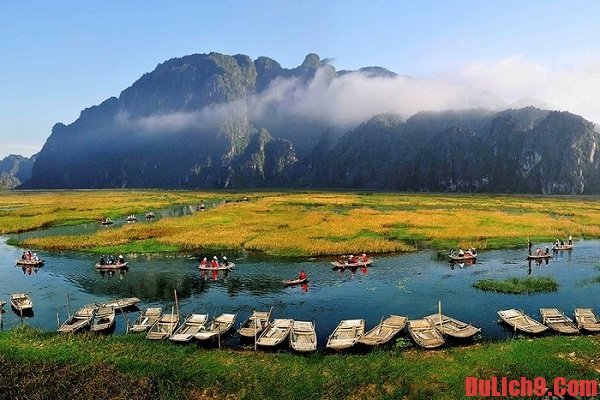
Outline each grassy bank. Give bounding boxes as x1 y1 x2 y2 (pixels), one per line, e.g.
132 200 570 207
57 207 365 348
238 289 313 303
474 276 559 294
4 190 600 256
0 326 598 399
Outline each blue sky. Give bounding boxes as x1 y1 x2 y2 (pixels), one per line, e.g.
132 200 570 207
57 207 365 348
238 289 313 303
1 1 600 158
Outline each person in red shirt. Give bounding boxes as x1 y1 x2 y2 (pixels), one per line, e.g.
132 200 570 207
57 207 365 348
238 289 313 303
211 256 219 268
361 253 368 262
199 257 208 268
298 270 307 280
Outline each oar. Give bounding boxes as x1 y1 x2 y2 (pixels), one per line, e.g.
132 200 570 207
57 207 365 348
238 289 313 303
375 315 385 337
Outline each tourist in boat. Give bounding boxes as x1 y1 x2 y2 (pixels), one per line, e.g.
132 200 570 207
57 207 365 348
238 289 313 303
199 257 208 268
27 250 32 260
360 253 368 262
555 238 560 248
99 255 106 266
222 256 230 267
535 248 542 256
347 254 355 264
568 235 573 245
33 252 39 262
458 248 465 257
118 255 125 264
108 255 115 264
21 251 26 260
471 248 477 256
528 239 532 255
560 240 564 246
211 256 219 268
298 269 307 281
544 246 550 255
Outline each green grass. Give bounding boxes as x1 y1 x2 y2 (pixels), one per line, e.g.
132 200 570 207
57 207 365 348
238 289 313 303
0 325 598 399
473 276 559 294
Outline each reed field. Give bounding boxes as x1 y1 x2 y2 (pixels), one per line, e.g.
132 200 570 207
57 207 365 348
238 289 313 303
473 276 559 294
5 190 600 256
0 325 598 399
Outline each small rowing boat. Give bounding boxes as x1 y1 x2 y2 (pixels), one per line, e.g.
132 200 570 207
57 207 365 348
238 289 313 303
100 219 113 225
408 319 445 349
282 278 308 286
95 262 128 270
16 259 44 267
58 305 96 333
256 318 294 348
497 309 547 334
238 309 272 339
90 306 116 333
526 254 552 260
326 319 365 350
100 297 141 311
540 308 579 334
0 301 5 309
449 254 477 263
359 315 407 346
330 259 372 269
170 314 209 342
10 293 33 313
146 313 180 340
289 320 317 353
198 263 235 271
574 308 600 332
552 244 573 251
424 314 481 339
194 313 237 341
129 308 162 333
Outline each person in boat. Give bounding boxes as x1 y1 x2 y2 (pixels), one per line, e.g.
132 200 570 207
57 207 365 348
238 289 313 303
298 269 307 281
560 240 564 246
527 239 532 255
99 255 106 266
458 248 465 257
222 256 230 267
347 254 355 264
21 251 26 260
211 256 219 268
108 255 115 265
471 248 477 256
535 247 542 256
118 255 125 264
199 201 205 211
360 253 368 262
554 238 560 248
199 257 208 268
33 252 39 262
27 250 32 260
568 235 573 245
544 246 550 255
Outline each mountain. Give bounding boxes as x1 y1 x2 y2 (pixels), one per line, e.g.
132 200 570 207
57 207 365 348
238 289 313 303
21 52 600 194
0 154 36 189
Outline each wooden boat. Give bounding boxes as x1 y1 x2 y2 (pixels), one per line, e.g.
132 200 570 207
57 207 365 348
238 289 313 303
326 319 365 350
408 319 445 349
95 262 128 270
540 308 579 334
126 215 137 222
15 259 44 267
0 300 5 309
100 297 141 311
145 212 155 219
58 305 95 333
10 293 33 313
552 244 573 251
101 219 113 225
289 321 317 352
256 318 294 347
424 314 481 338
238 310 272 338
449 254 477 263
198 263 235 271
359 315 407 346
146 313 180 340
90 306 116 332
170 314 209 342
497 309 548 334
526 253 552 260
330 258 372 269
282 278 308 286
574 308 600 332
194 313 237 341
129 308 163 333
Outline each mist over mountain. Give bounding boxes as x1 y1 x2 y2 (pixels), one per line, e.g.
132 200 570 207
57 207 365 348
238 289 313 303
21 52 600 193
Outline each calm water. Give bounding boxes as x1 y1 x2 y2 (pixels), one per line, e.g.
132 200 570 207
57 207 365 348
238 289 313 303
1 235 599 347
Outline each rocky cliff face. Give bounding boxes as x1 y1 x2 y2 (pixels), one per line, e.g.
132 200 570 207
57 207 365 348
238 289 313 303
21 51 600 194
0 154 36 189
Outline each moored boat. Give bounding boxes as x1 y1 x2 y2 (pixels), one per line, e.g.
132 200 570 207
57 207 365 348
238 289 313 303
289 320 317 352
90 306 116 332
170 314 209 342
359 315 407 346
10 293 33 313
497 309 547 334
238 309 272 339
146 313 180 340
540 308 579 334
100 297 141 312
194 313 237 341
424 314 481 338
129 308 162 333
256 318 294 348
58 305 95 333
326 319 365 350
407 319 445 349
574 308 600 332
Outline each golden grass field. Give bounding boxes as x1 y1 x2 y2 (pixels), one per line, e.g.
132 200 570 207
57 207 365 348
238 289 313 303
4 190 600 256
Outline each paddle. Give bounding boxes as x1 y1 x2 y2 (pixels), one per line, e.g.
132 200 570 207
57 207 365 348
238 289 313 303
376 315 384 336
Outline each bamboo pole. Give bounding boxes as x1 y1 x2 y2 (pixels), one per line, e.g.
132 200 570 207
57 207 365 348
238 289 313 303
56 312 60 329
66 292 71 318
438 300 443 335
254 312 258 351
217 316 221 349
